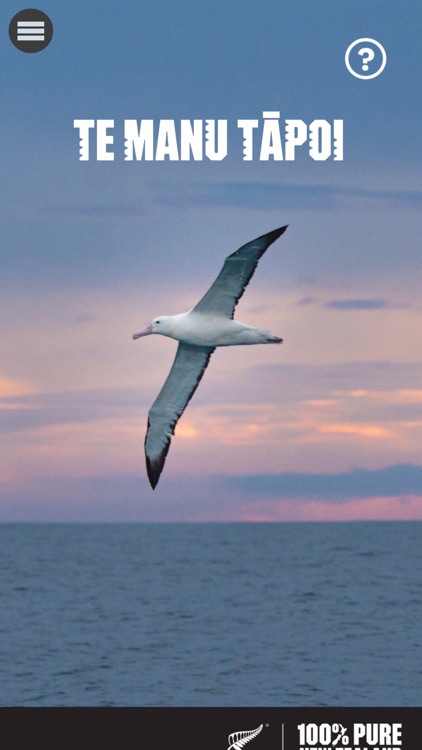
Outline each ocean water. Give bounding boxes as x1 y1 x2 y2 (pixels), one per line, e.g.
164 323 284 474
0 522 421 707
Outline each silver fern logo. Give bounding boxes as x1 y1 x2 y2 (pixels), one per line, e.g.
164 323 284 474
227 724 264 750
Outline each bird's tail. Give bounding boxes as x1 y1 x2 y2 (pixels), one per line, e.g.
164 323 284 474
266 335 283 343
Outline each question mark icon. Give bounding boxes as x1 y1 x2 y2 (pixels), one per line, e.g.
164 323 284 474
358 47 375 71
345 38 387 79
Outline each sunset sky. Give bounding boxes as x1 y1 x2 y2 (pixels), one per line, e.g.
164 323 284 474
1 1 421 521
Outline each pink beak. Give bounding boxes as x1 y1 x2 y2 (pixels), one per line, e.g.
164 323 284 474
132 324 152 340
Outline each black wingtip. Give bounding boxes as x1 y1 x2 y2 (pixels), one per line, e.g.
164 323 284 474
271 225 288 240
255 224 288 248
146 455 161 490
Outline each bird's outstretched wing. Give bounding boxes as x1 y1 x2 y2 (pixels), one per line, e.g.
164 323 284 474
145 342 215 489
193 225 288 319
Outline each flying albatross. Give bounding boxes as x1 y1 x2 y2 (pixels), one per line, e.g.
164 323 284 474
133 224 288 488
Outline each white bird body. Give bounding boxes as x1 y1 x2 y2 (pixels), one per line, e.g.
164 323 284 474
133 225 288 488
137 311 282 348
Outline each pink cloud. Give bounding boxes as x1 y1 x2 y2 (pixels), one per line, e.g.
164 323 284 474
206 495 422 523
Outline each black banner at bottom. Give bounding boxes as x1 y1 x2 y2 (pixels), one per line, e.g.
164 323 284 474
1 707 419 749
